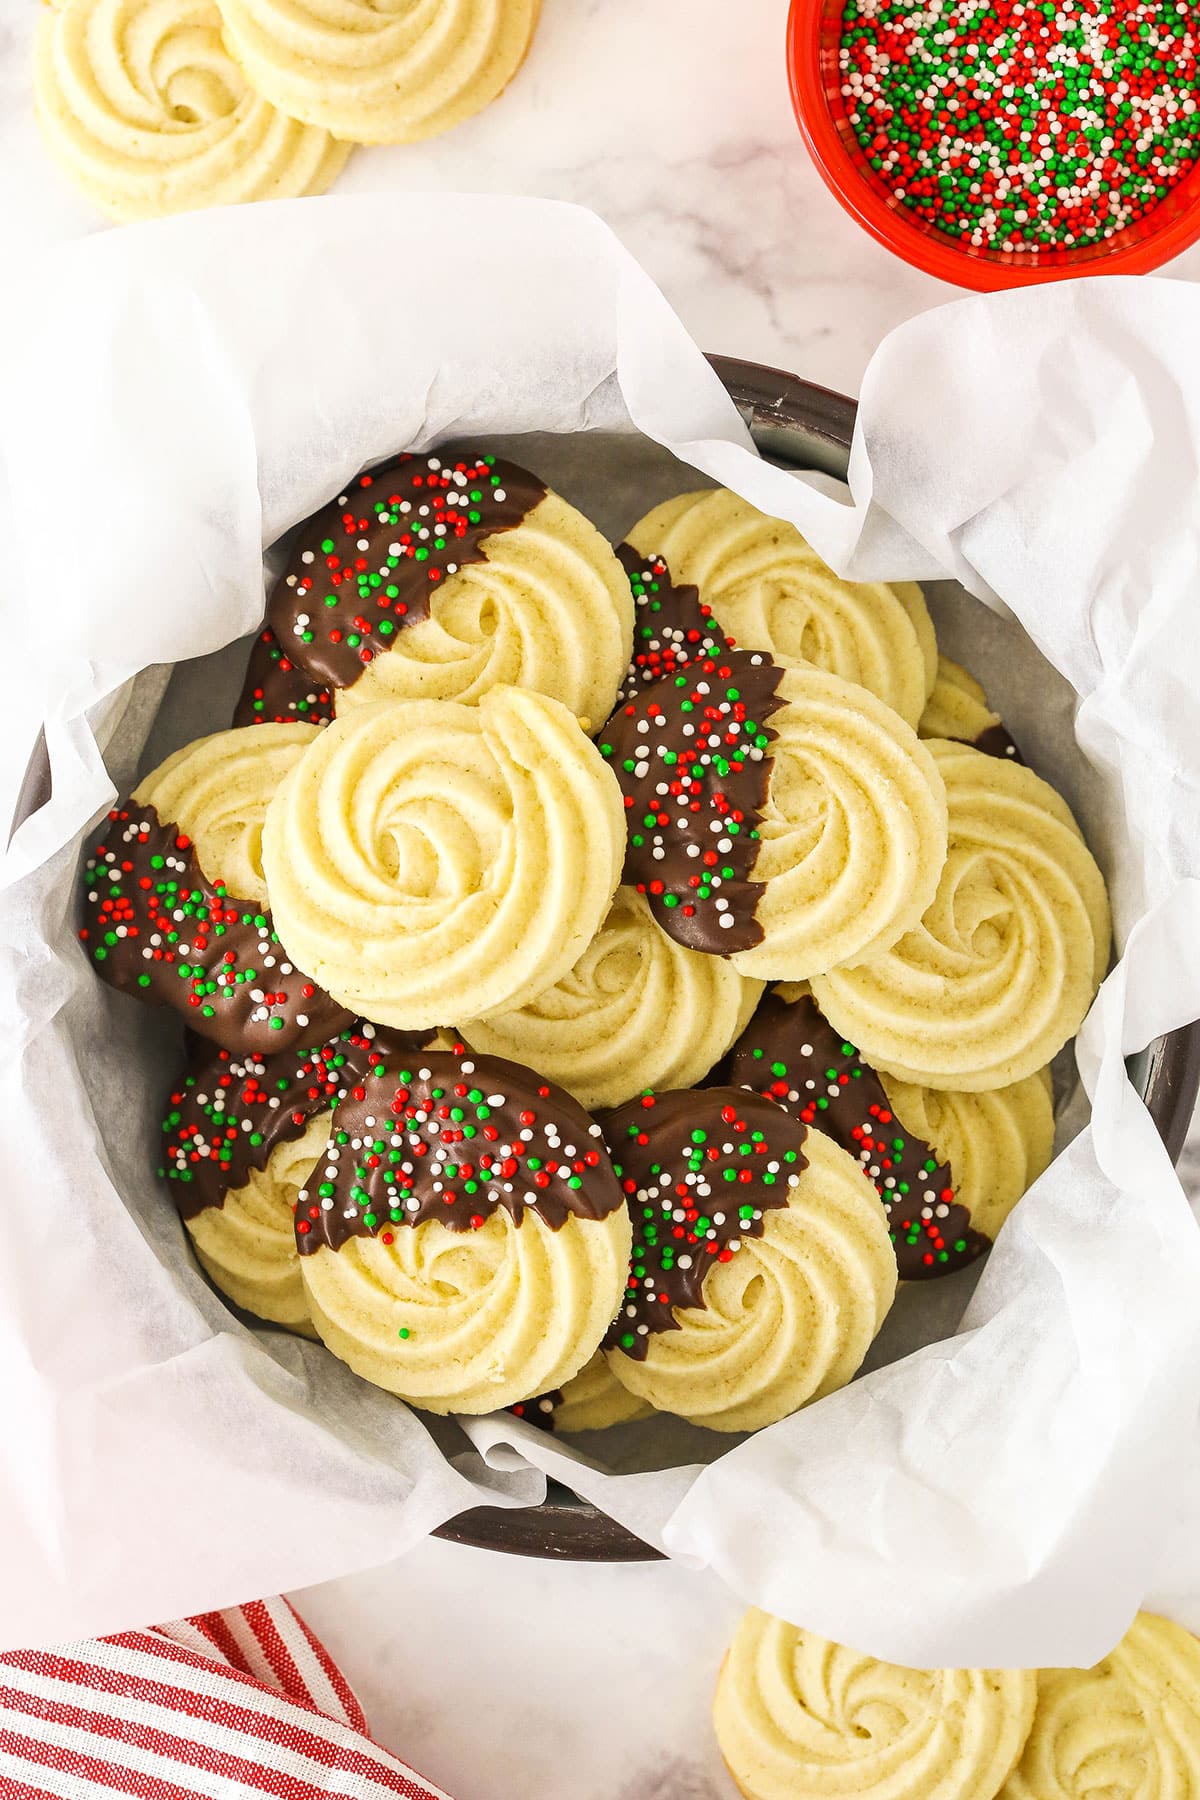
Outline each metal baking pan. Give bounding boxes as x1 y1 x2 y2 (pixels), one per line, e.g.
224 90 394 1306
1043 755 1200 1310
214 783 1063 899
17 355 1199 1564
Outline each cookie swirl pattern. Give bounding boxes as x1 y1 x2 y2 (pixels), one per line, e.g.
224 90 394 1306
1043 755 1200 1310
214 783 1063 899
880 1068 1054 1241
296 1052 631 1414
726 985 988 1278
255 451 631 733
215 0 540 146
302 1205 630 1414
628 489 937 728
135 723 318 908
81 726 353 1054
35 0 349 223
600 657 948 977
602 1093 896 1433
1000 1612 1200 1799
339 490 632 728
160 1022 428 1327
183 1115 328 1332
736 669 948 980
812 740 1111 1090
261 686 626 1029
714 1608 1037 1800
460 886 763 1111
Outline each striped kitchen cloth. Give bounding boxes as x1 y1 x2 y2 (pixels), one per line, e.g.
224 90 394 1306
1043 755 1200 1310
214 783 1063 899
0 1595 454 1799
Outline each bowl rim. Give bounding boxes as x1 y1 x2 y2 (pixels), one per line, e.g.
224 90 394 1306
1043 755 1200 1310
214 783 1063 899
785 0 1200 291
21 354 1200 1564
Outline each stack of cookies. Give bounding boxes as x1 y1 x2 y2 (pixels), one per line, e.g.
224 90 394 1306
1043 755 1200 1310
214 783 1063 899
33 0 541 220
79 447 1111 1433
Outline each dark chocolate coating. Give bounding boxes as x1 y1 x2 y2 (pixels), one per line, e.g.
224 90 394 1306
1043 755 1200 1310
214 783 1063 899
723 989 988 1279
600 1087 808 1359
159 1024 431 1220
233 626 333 728
264 451 547 698
295 1050 624 1254
78 803 353 1056
615 544 738 702
598 645 786 955
973 721 1024 764
507 1392 564 1433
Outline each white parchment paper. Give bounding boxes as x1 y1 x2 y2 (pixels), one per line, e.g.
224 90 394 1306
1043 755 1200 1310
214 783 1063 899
3 195 1199 1665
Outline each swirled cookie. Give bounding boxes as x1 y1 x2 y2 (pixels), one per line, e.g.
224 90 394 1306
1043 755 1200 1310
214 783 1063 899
260 686 625 1030
601 1090 895 1432
714 1608 1037 1800
296 1051 631 1414
727 983 1054 1271
811 741 1111 1089
241 451 631 733
880 1068 1054 1241
509 1352 654 1434
599 653 948 979
1000 1612 1200 1799
919 655 1021 763
726 985 987 1278
459 887 763 1111
215 0 539 145
182 1114 327 1332
135 723 317 909
160 1022 424 1329
80 726 353 1054
35 0 349 223
627 489 937 728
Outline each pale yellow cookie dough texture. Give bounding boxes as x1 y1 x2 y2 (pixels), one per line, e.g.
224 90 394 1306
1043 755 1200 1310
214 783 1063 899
552 1351 654 1434
183 1112 328 1333
605 1127 896 1433
713 1608 1037 1800
460 886 763 1112
812 740 1111 1090
34 0 350 222
134 721 319 904
881 1067 1055 1241
919 654 1003 743
1000 1612 1200 1798
628 488 937 729
771 981 1056 1243
335 489 633 733
728 666 949 983
299 1200 633 1415
215 0 540 145
260 686 626 1029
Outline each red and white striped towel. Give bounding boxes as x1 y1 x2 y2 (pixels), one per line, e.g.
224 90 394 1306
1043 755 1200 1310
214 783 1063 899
0 1595 455 1800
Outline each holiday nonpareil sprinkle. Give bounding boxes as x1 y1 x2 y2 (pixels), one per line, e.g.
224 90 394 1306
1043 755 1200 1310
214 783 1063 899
839 0 1200 253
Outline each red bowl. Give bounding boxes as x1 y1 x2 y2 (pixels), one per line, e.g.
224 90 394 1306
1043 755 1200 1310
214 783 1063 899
787 0 1200 290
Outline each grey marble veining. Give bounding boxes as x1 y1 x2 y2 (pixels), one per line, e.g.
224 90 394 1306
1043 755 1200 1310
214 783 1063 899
2 0 1197 1793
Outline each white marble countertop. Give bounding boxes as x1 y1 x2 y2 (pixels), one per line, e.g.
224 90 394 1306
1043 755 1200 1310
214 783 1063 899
3 1 1199 1794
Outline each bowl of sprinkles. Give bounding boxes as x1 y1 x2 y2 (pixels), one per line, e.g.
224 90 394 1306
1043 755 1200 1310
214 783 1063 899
788 0 1200 288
